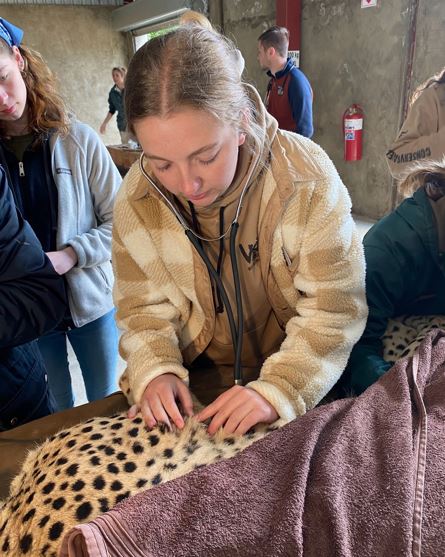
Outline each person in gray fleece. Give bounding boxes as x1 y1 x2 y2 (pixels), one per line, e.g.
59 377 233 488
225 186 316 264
0 17 122 410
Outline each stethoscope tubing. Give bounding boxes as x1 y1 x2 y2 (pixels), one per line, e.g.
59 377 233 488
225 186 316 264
185 226 243 383
138 151 261 385
229 221 244 383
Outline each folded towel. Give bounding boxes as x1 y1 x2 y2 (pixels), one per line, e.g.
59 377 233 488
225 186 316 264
60 330 445 557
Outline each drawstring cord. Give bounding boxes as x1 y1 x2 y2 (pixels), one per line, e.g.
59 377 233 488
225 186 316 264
188 201 203 250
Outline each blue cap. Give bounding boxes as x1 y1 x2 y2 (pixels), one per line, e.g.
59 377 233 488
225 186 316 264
0 18 23 48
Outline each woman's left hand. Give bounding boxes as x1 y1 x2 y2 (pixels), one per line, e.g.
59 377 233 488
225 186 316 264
46 246 78 275
196 385 279 436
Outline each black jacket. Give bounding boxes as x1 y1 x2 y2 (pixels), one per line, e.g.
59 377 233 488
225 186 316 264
0 166 66 347
0 166 67 428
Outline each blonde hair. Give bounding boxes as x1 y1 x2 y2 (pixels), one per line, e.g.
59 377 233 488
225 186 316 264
398 158 445 199
112 66 127 78
0 39 69 138
125 26 263 152
178 13 244 77
178 10 213 30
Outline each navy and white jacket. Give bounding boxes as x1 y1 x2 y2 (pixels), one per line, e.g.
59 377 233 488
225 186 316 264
266 58 313 137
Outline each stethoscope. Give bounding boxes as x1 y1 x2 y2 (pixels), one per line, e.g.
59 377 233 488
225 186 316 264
139 152 261 385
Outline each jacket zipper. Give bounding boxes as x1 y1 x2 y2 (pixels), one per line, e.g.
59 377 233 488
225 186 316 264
42 136 58 245
18 161 25 177
0 145 20 208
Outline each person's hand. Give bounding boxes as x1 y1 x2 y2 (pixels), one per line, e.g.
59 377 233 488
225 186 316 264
128 373 194 430
196 385 279 436
99 123 106 134
46 246 78 275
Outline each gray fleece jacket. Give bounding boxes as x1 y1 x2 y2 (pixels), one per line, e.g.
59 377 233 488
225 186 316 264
49 120 121 327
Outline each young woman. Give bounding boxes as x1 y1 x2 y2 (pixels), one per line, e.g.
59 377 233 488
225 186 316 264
99 66 129 144
345 159 445 394
113 25 367 435
0 18 121 410
386 66 445 180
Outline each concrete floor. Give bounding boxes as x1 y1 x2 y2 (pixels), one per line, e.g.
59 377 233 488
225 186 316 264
71 215 374 406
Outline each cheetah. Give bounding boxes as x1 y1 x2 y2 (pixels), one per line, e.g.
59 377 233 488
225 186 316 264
0 412 284 556
1 314 443 556
382 314 445 363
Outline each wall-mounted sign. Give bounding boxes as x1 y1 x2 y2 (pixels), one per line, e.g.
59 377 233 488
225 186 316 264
361 0 378 7
289 50 300 68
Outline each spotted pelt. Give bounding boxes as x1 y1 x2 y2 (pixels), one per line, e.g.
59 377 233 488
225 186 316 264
382 314 445 363
0 413 284 556
1 314 443 556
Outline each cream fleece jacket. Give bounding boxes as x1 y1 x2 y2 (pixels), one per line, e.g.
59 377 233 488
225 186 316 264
112 89 367 421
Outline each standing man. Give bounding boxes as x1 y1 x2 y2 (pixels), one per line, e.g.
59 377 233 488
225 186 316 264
257 26 313 137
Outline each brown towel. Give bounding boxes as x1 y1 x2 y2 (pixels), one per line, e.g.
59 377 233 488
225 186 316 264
60 331 445 557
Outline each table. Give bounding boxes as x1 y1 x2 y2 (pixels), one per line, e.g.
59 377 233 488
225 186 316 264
106 144 142 176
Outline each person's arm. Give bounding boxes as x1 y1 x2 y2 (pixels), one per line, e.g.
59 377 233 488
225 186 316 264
99 112 114 135
112 170 190 409
288 70 313 138
0 170 66 348
62 125 122 270
344 243 406 395
45 246 78 275
386 86 445 180
100 90 117 134
247 152 367 421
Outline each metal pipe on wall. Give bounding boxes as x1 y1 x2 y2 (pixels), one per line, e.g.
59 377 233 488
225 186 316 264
391 0 420 209
276 0 301 64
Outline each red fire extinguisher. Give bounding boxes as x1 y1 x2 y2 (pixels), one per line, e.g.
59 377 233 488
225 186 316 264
343 104 364 161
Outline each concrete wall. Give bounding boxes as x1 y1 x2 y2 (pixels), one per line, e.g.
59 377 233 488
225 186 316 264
411 1 443 86
303 0 445 219
300 0 409 218
2 1 443 218
209 0 445 219
0 5 131 145
209 0 275 95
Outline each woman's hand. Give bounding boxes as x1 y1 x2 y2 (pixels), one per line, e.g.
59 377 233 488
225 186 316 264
46 246 78 275
196 386 279 436
128 373 194 430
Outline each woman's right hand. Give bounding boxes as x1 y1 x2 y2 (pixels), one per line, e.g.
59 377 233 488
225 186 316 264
128 373 194 430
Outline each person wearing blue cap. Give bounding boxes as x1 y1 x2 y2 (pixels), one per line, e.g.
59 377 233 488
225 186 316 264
0 17 23 49
0 18 122 411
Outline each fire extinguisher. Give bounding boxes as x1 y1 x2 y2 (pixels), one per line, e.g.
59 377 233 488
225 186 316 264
343 104 364 161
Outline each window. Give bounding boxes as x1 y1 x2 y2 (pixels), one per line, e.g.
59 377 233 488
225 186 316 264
132 18 180 51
